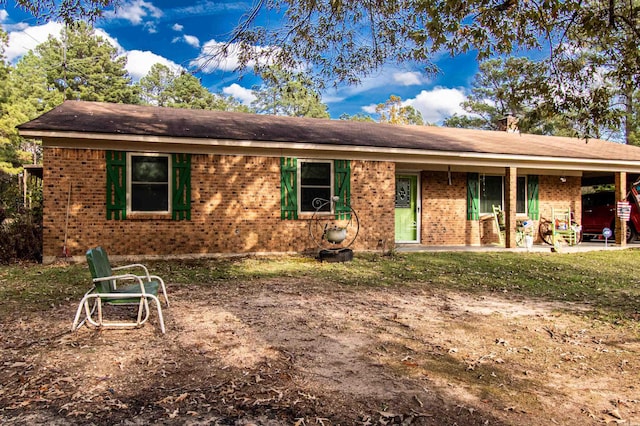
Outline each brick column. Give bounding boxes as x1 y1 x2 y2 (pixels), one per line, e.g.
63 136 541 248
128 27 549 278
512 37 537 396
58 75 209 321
615 172 627 247
505 167 517 248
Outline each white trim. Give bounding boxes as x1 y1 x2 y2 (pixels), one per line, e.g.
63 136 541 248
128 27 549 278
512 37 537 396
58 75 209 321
395 173 421 244
26 129 640 174
126 152 172 215
297 159 334 215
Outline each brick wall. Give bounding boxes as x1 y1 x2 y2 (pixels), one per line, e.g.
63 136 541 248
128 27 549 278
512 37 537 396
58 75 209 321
43 147 583 259
42 148 396 261
539 175 581 220
351 160 396 252
416 172 581 247
420 171 475 245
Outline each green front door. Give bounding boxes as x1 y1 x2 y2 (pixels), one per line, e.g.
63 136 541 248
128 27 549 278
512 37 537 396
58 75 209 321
395 175 419 242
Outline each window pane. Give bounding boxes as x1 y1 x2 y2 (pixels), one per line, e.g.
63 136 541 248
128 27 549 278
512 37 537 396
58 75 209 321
516 177 526 213
131 156 168 183
301 187 332 212
132 184 169 211
480 175 503 213
301 162 331 186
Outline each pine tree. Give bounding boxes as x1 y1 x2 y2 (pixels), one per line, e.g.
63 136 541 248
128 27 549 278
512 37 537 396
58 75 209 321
252 65 329 118
137 65 252 112
33 22 140 103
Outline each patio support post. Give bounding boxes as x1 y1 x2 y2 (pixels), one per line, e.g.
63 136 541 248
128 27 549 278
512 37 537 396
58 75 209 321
505 167 517 248
615 172 627 247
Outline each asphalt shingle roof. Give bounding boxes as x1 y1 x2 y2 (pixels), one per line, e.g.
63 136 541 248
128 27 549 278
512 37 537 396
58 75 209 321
17 100 640 162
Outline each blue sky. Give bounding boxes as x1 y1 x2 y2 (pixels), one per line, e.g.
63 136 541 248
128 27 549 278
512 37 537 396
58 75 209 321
0 0 483 122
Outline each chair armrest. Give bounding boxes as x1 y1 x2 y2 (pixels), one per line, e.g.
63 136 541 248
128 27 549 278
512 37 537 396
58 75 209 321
111 263 151 281
93 274 147 293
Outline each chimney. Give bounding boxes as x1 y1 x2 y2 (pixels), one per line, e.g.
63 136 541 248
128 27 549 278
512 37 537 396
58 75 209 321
498 114 519 133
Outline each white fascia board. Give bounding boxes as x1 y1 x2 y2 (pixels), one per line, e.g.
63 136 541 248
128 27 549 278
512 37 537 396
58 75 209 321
24 130 640 174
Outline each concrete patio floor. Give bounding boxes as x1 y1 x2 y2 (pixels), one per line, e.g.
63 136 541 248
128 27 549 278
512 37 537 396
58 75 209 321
395 239 640 254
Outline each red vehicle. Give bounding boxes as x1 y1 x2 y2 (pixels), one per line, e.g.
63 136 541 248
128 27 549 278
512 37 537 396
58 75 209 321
581 191 639 242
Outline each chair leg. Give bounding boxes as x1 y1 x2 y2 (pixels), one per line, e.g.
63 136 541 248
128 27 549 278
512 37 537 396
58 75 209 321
155 298 166 334
72 293 164 333
146 294 166 334
154 276 170 307
71 297 88 331
136 298 145 326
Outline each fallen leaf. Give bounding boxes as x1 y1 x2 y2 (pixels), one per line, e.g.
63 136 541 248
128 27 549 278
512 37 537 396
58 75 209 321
607 408 623 420
175 393 189 403
414 395 423 407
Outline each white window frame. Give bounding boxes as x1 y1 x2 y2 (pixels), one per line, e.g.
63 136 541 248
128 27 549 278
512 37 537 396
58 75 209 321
479 174 527 215
297 159 334 215
126 152 172 215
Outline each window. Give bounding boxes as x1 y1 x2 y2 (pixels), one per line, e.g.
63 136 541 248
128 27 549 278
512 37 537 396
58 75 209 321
106 151 191 220
479 175 527 214
299 160 333 213
280 158 350 220
128 153 171 213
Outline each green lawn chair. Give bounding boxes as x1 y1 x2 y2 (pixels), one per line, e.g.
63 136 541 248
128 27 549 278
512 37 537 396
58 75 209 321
71 247 169 333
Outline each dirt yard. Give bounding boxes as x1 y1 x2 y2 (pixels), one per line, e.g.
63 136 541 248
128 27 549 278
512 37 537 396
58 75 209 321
1 277 638 425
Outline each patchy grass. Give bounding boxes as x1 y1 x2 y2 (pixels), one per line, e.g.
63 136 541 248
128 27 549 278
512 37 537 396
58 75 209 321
2 250 640 324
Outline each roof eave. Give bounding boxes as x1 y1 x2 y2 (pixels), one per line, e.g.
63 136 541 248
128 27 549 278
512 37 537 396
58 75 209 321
21 129 640 174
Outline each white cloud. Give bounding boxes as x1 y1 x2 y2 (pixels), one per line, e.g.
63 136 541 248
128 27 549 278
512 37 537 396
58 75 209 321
222 83 255 105
5 22 127 63
4 22 28 32
392 71 424 86
183 35 200 48
0 9 8 22
362 104 378 114
359 87 468 123
321 93 346 104
171 34 200 48
124 50 183 80
172 23 183 31
5 21 63 62
404 87 467 124
325 67 429 101
191 39 277 73
144 22 158 34
108 0 163 25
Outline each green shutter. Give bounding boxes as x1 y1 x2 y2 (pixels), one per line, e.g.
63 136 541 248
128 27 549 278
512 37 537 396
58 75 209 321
334 160 351 219
527 175 539 220
106 150 126 220
172 153 191 221
281 157 298 220
467 173 479 220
